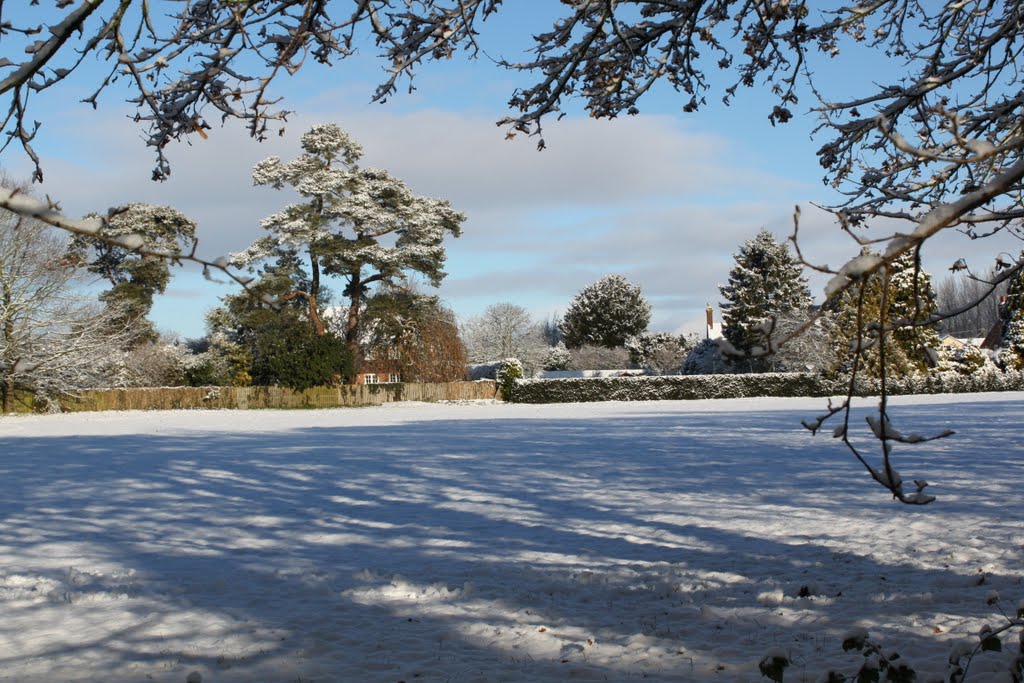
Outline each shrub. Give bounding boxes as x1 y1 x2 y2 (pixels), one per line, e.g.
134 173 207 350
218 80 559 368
682 338 730 375
938 342 994 375
625 332 692 374
543 343 571 371
510 369 1024 404
495 358 524 401
512 372 830 403
568 345 633 371
251 325 354 391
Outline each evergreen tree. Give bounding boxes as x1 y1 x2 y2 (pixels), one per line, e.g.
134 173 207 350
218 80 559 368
231 123 465 347
887 251 941 368
719 229 811 362
560 275 651 349
998 260 1024 370
250 319 353 390
68 203 196 345
197 252 346 389
829 250 940 378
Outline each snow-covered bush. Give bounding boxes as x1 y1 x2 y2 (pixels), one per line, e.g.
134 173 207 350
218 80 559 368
511 369 1024 404
938 342 995 376
512 372 831 403
878 367 1024 395
681 338 730 375
567 345 633 371
495 358 524 401
110 340 191 387
625 332 692 374
543 343 571 371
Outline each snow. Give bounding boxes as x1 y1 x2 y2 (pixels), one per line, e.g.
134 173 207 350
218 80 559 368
1 394 1022 682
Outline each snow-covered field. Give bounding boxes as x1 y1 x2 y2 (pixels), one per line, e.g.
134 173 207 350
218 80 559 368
0 394 1021 682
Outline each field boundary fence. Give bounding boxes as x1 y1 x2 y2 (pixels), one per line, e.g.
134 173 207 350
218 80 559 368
8 381 499 414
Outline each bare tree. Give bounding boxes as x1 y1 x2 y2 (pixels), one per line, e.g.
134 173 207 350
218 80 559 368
462 303 549 373
0 201 136 412
935 272 1008 339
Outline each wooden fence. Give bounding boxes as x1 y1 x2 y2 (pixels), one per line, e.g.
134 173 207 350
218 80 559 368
9 381 499 414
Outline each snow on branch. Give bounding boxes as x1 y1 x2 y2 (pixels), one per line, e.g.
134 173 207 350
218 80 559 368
0 186 262 296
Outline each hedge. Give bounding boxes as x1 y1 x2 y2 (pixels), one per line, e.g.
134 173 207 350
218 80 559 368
509 370 1024 404
3 381 499 414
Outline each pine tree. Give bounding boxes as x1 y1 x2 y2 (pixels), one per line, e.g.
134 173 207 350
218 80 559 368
560 275 651 349
719 229 811 362
231 123 465 347
998 260 1024 370
829 250 940 378
68 203 197 345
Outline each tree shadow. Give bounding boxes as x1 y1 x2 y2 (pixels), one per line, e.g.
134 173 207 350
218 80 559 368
0 399 1021 681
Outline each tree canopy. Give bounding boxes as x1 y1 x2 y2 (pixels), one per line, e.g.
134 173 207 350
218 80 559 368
4 1 1022 248
561 275 651 349
68 203 197 344
231 123 465 346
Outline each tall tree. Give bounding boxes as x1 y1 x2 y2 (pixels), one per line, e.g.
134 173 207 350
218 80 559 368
231 123 465 347
829 251 940 379
719 229 811 364
68 203 197 344
560 275 651 349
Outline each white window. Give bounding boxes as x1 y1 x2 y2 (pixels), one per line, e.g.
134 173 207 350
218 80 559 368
388 373 401 384
363 373 378 384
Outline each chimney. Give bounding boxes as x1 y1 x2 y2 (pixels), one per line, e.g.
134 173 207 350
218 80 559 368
706 304 714 338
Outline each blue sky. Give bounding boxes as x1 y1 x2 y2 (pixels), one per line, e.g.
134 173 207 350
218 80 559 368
5 3 1017 339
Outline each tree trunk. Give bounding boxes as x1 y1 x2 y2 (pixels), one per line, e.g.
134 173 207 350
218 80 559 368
2 279 13 413
307 252 325 336
1 371 11 415
282 291 325 336
346 270 363 348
